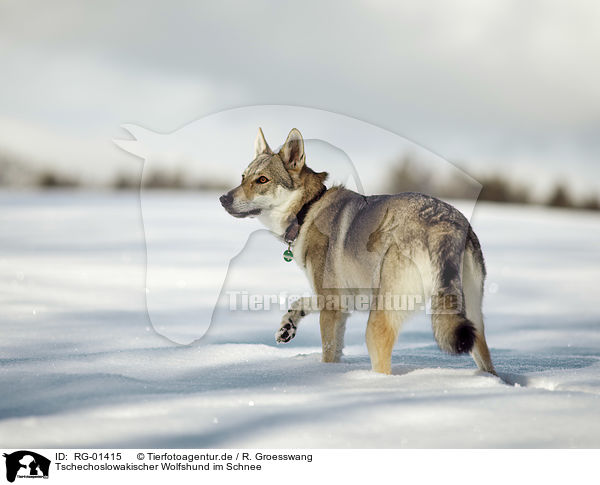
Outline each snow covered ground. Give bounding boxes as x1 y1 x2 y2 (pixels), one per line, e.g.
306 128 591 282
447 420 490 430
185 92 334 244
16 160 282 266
1 190 599 448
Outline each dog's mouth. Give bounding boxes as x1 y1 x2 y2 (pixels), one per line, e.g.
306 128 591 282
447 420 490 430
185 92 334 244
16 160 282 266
223 206 262 218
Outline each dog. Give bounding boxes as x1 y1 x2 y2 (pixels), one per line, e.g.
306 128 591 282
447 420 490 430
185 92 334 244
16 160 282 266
220 128 496 375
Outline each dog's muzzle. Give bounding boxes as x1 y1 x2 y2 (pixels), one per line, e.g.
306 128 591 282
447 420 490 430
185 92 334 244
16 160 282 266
219 193 261 218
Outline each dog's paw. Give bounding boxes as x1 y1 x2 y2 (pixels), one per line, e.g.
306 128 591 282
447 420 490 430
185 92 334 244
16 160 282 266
275 321 297 344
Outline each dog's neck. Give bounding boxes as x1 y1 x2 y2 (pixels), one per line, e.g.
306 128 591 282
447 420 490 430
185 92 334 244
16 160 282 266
256 184 327 240
283 184 327 244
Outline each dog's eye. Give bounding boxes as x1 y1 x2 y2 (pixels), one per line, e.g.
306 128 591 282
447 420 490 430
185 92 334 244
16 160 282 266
256 176 269 184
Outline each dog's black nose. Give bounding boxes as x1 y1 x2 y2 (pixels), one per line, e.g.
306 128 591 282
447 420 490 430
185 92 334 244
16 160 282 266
220 193 233 207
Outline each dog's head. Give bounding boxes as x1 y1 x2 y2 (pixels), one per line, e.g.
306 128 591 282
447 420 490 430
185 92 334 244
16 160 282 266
220 128 327 235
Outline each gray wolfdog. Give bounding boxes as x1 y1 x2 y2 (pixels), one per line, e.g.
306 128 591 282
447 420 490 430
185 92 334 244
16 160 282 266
220 128 496 375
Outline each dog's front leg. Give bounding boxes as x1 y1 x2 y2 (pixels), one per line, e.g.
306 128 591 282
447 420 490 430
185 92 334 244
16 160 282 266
320 309 348 363
276 296 314 343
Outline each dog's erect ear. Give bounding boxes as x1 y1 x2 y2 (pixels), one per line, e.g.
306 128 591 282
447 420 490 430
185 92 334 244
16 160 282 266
279 128 305 172
254 127 272 158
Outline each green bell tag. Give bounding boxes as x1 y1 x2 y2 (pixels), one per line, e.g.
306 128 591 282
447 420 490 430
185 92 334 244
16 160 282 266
283 244 293 262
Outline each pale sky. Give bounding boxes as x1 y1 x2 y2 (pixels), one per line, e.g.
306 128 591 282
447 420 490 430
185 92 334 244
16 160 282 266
0 0 598 196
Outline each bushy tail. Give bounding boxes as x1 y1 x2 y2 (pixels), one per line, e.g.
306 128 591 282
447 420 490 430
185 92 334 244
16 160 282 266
431 312 476 354
429 231 476 354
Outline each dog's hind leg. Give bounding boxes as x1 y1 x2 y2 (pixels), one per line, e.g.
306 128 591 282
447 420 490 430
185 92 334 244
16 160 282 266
276 296 315 343
463 247 496 375
364 248 417 374
365 246 417 374
472 332 495 375
365 309 400 374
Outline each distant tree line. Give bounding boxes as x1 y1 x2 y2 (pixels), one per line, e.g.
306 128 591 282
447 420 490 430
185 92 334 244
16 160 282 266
113 170 230 191
1 151 598 211
0 154 229 192
386 156 600 212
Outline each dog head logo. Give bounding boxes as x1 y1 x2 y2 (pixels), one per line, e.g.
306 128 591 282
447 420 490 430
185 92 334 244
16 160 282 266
114 105 481 344
3 451 50 482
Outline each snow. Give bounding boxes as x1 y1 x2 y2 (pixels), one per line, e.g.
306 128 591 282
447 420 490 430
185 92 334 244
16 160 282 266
1 190 599 448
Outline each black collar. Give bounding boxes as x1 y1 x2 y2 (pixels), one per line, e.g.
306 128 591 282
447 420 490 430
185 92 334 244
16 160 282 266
283 186 327 244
